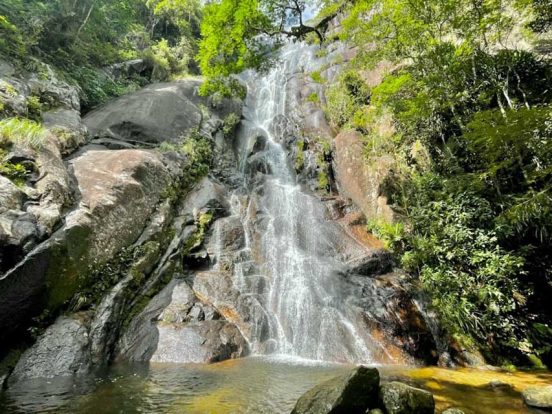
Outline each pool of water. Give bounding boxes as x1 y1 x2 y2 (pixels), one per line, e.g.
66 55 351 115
1 356 550 413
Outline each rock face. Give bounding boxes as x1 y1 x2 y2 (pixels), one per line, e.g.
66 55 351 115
379 381 435 414
1 62 245 380
118 278 249 363
291 366 380 414
333 130 395 222
84 80 241 144
9 316 90 382
522 385 552 409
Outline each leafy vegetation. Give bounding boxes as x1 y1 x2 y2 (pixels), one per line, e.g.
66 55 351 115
328 0 552 365
0 0 202 109
0 118 48 148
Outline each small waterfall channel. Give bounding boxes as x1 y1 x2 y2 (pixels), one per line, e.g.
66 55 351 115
209 42 384 363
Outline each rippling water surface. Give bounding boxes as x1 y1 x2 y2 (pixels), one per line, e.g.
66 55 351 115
1 356 551 413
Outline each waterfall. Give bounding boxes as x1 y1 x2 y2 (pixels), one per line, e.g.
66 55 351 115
214 42 383 363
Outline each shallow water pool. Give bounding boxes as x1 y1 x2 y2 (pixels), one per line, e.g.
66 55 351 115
1 356 550 413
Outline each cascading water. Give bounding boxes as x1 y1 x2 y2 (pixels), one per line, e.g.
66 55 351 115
210 41 390 363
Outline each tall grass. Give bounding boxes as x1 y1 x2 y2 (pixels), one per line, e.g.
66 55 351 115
0 118 48 148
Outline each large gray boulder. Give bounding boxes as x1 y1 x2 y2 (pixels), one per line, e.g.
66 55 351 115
0 148 179 344
379 381 435 414
291 366 380 414
84 80 242 144
9 316 90 382
522 385 552 409
118 278 249 363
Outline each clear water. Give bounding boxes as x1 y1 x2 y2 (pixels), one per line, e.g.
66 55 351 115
2 357 550 413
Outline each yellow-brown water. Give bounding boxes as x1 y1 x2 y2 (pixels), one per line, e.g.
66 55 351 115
1 356 550 413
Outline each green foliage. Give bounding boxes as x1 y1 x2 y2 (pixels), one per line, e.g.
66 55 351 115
0 161 29 186
367 219 406 251
0 117 48 148
0 0 201 108
332 0 552 362
25 95 42 121
310 71 325 84
198 0 274 96
307 92 319 103
324 70 371 129
295 140 305 171
144 38 194 81
222 112 241 138
182 131 214 180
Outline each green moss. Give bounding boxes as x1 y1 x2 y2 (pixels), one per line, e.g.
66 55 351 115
184 211 214 254
26 96 42 121
307 92 319 104
222 112 241 138
0 161 30 186
295 140 305 171
310 71 326 84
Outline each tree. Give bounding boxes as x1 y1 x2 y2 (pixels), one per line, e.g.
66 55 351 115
197 0 345 96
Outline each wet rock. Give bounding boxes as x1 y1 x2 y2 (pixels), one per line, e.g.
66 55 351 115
522 385 552 409
178 177 229 221
333 130 395 222
379 381 435 414
291 366 380 414
442 409 465 414
488 379 511 389
151 320 248 363
9 316 90 382
118 278 247 364
117 279 180 362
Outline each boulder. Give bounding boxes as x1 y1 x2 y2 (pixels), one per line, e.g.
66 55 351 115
522 385 552 409
118 278 248 364
84 80 242 144
379 381 435 414
151 320 248 363
0 148 176 345
9 316 90 382
333 130 395 222
291 366 380 414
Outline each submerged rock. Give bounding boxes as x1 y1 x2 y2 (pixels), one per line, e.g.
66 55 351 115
522 385 552 409
442 409 465 414
9 316 90 382
379 381 435 414
291 366 380 414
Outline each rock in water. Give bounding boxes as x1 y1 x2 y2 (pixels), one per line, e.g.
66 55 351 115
522 385 552 409
442 409 465 414
9 316 90 382
291 366 380 414
379 381 435 414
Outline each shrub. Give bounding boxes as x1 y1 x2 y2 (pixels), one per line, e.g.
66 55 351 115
222 112 240 138
0 118 48 148
310 71 325 84
307 92 319 103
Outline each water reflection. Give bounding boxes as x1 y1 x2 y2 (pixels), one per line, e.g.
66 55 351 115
1 357 551 413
